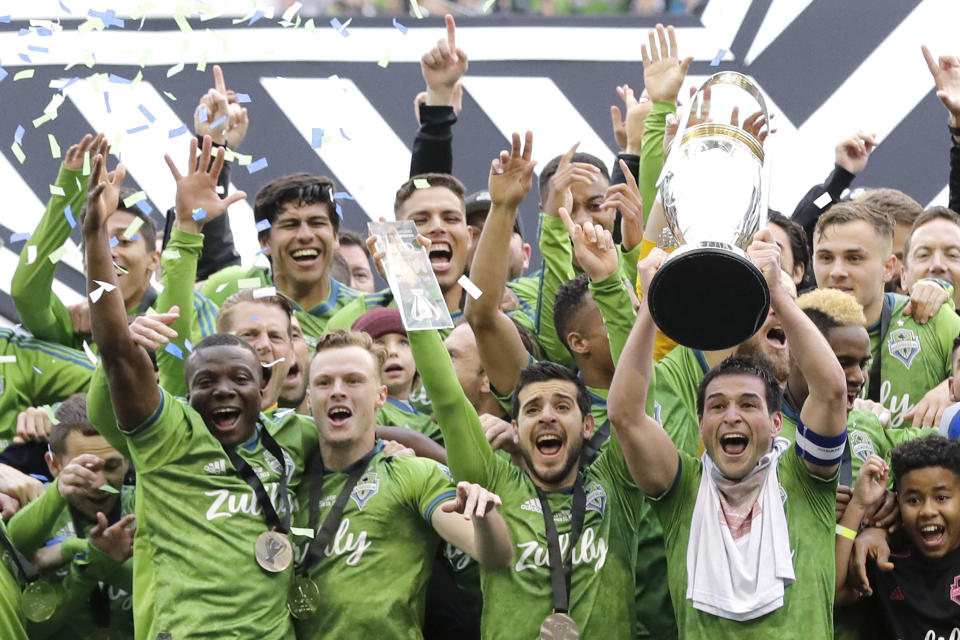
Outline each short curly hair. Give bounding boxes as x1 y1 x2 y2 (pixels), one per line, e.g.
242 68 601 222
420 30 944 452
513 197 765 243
796 288 866 330
891 435 960 490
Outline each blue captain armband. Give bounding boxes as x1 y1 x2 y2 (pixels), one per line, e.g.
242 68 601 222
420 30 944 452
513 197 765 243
794 419 846 466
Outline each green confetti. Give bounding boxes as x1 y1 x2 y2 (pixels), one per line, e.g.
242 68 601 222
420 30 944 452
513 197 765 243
98 484 120 494
290 527 315 538
48 134 61 159
50 185 65 196
409 0 423 18
122 217 145 239
32 113 53 128
82 150 91 176
236 278 261 290
49 245 70 264
413 178 431 189
123 191 147 208
11 142 25 164
14 69 35 81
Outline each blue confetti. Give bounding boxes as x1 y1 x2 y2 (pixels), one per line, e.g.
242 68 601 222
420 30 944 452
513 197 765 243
0 16 10 23
33 366 43 374
164 342 184 359
126 124 149 134
339 128 351 141
197 106 208 123
64 204 76 228
255 219 271 232
330 17 350 36
135 200 153 214
14 125 24 144
235 93 251 103
168 124 188 138
192 209 208 221
130 235 141 241
138 104 155 123
0 67 7 84
333 191 354 200
392 18 407 34
104 91 111 113
10 232 30 243
27 45 49 53
184 338 194 353
255 246 270 256
18 53 31 63
61 77 79 90
209 114 227 129
37 27 53 36
58 0 71 14
335 202 343 218
108 73 131 84
710 49 726 66
45 535 67 546
17 28 29 35
109 236 119 247
88 8 124 28
311 128 324 149
249 316 259 322
247 157 268 174
249 9 263 24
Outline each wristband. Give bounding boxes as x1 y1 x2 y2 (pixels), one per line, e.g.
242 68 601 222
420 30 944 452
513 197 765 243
918 276 952 291
836 524 857 541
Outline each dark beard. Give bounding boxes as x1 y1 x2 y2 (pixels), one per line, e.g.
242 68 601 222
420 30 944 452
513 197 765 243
520 437 584 487
735 339 789 383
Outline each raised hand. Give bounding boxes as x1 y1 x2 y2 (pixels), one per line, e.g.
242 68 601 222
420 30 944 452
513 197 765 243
637 247 668 300
903 279 949 325
604 160 644 251
63 133 107 172
641 23 693 104
542 142 601 217
14 407 53 444
746 228 783 291
853 398 892 427
421 15 468 107
57 453 108 498
835 131 878 176
850 455 889 516
610 85 652 154
194 65 249 148
129 306 180 351
852 527 894 595
0 464 44 507
83 153 126 235
731 108 776 146
663 85 712 153
559 206 619 283
164 134 247 234
922 45 960 125
488 131 536 209
382 440 415 457
89 513 136 564
440 481 503 521
479 413 520 456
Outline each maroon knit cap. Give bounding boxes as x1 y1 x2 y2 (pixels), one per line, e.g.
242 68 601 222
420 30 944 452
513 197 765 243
351 307 406 340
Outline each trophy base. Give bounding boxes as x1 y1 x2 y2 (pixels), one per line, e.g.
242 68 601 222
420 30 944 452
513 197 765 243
648 242 770 351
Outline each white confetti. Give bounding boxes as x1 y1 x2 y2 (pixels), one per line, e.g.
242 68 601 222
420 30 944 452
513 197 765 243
457 274 483 300
813 192 832 209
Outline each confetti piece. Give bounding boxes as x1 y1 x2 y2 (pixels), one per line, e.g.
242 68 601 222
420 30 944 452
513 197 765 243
131 1 153 19
282 1 302 22
136 200 153 214
248 9 264 25
32 113 53 128
209 114 227 130
255 219 271 232
28 45 49 53
458 275 483 299
329 17 350 37
392 17 407 34
14 125 25 144
26 245 37 264
14 69 34 81
109 237 120 248
216 283 229 293
410 0 423 19
814 192 832 209
81 340 98 365
64 205 76 228
290 526 314 538
11 142 25 164
123 217 145 239
174 14 192 32
138 104 156 123
98 484 120 494
304 18 316 33
127 125 149 134
164 342 184 359
335 202 343 218
236 278 260 290
108 73 130 84
123 191 147 208
0 67 7 83
413 178 431 189
333 191 354 200
49 245 70 263
0 355 16 364
339 128 351 141
0 16 10 23
192 209 208 221
253 286 277 299
89 285 109 302
710 49 726 66
49 185 65 196
236 93 251 103
102 91 111 113
235 154 252 165
378 49 391 69
482 0 496 12
184 338 194 353
197 49 208 72
197 106 208 123
59 0 71 14
168 124 188 138
19 54 32 64
166 62 184 78
83 151 90 175
93 279 117 292
247 157 268 174
163 91 177 101
311 128 324 149
10 232 30 243
263 357 286 368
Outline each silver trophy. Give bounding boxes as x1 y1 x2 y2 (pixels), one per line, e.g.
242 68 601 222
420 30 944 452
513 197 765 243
649 72 772 351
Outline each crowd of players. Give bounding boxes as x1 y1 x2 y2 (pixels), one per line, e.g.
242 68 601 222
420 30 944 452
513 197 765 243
1 16 960 640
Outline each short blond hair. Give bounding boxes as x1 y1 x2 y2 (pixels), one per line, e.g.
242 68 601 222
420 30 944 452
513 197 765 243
796 288 866 327
313 329 386 379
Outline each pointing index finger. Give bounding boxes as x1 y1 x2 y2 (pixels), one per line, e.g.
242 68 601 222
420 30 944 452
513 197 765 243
445 14 456 50
213 64 227 95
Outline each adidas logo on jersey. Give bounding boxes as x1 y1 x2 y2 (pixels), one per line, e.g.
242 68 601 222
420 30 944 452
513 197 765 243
204 459 227 475
520 498 542 514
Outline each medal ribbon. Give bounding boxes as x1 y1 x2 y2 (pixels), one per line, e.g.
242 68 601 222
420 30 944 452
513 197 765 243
224 426 291 534
299 447 378 576
535 476 586 615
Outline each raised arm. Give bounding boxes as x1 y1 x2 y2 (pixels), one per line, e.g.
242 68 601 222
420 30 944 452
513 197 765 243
835 455 889 604
83 155 161 429
922 45 960 213
607 249 679 496
463 132 537 395
433 482 512 569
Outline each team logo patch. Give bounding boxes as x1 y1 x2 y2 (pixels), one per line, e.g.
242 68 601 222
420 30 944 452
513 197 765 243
203 459 227 475
584 481 607 518
951 576 960 606
887 328 921 369
351 472 380 510
849 430 876 463
437 464 454 483
263 448 296 483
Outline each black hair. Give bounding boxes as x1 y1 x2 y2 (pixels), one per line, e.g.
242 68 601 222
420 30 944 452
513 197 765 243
802 308 840 338
394 173 466 215
338 229 370 255
185 333 266 385
510 361 592 420
538 152 609 202
78 186 158 252
553 274 591 356
891 435 960 490
253 173 338 241
767 210 810 275
696 356 782 417
952 333 960 360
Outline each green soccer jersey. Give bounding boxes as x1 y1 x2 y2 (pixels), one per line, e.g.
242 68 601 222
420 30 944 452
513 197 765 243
867 293 960 427
377 397 443 445
652 449 837 639
7 480 136 639
0 521 28 640
292 442 457 639
846 408 937 485
0 329 95 449
653 346 709 458
201 265 362 345
86 368 318 640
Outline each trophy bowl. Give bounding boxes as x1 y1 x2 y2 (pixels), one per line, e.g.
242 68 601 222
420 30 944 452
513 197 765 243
649 73 771 351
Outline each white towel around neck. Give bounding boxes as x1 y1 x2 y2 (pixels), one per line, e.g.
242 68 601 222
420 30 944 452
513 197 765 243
685 436 795 621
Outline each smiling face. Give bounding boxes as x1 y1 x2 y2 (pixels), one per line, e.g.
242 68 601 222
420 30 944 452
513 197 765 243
898 466 960 559
825 324 871 412
102 210 159 310
227 301 293 410
814 220 896 322
378 332 416 400
700 374 782 480
262 202 339 295
186 344 263 447
901 218 960 298
309 345 386 454
568 174 613 231
397 187 473 292
513 379 594 491
49 432 129 519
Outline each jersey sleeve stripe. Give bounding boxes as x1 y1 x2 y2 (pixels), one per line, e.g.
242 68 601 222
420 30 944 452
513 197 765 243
424 490 457 522
123 389 166 435
15 341 96 369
